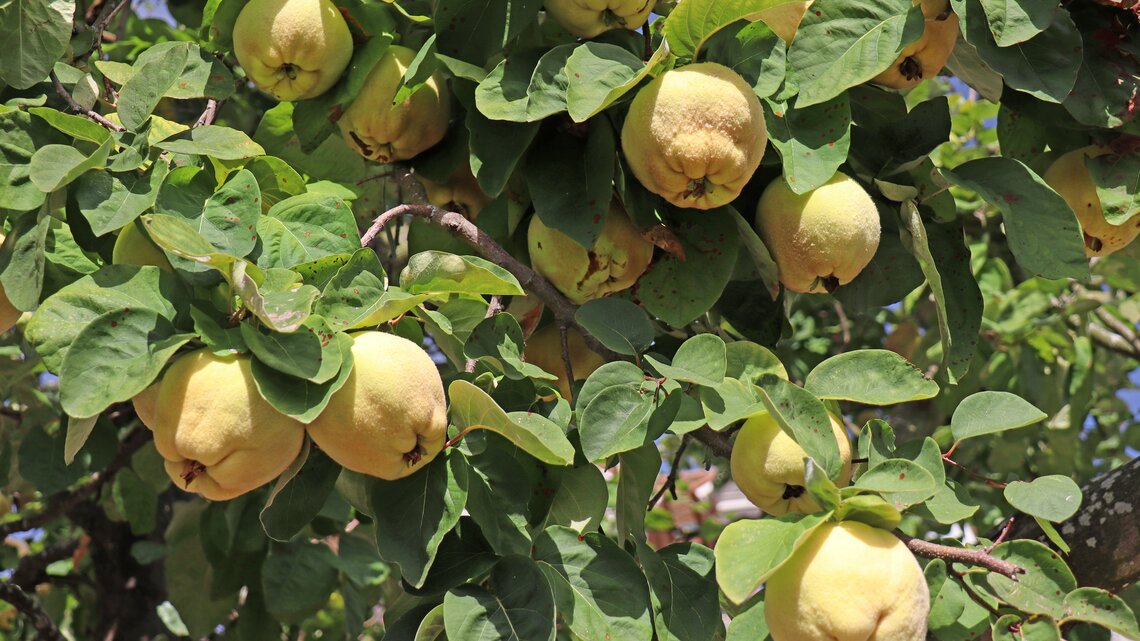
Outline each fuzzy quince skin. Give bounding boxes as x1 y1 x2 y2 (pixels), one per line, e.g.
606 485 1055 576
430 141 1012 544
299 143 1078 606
544 0 653 39
765 521 931 641
527 203 653 304
305 331 448 480
339 45 451 164
730 411 851 516
150 350 306 501
233 0 353 101
0 233 20 334
1044 146 1140 257
872 0 959 89
621 62 767 210
756 171 881 294
113 220 173 272
524 324 606 400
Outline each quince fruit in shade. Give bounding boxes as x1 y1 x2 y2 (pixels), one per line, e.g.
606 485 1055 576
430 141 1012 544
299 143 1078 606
527 203 654 304
419 166 493 221
339 45 451 164
755 171 880 294
112 220 173 272
765 520 930 641
524 324 606 400
543 0 653 39
871 0 959 90
729 411 851 516
305 331 448 480
621 62 767 210
150 350 306 501
1044 146 1140 257
232 0 353 101
0 233 20 334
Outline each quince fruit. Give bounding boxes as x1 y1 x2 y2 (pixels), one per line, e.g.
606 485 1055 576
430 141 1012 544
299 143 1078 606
543 0 653 39
527 202 653 304
872 0 959 90
232 0 353 101
150 350 306 501
765 520 930 641
1044 146 1140 257
306 331 448 479
112 220 173 272
419 166 493 221
730 411 851 516
0 233 20 334
524 324 606 400
339 45 451 164
621 62 767 210
755 171 881 294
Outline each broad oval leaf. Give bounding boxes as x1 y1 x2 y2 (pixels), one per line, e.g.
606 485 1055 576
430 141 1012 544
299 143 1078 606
449 379 575 465
714 514 829 604
951 391 1046 442
804 349 938 405
1004 475 1082 523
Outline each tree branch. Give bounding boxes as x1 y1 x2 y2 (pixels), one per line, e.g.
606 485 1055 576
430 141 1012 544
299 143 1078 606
194 99 221 128
362 203 621 361
0 582 65 641
691 426 733 459
75 0 131 60
0 429 149 540
895 533 1024 578
464 295 504 373
649 434 692 509
49 72 125 133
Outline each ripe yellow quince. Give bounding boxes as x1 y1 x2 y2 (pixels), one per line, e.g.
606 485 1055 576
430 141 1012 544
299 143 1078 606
524 324 606 400
232 0 353 101
543 0 653 39
339 45 451 164
419 166 492 221
305 331 448 480
112 220 173 272
149 350 306 501
765 520 931 641
755 171 881 294
872 0 959 90
730 411 851 516
0 233 20 334
1044 146 1140 257
621 62 768 210
528 202 654 304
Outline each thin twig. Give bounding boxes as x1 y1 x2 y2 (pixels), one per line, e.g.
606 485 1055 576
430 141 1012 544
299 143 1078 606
896 533 1024 579
943 456 1009 489
833 301 851 350
986 517 1015 553
691 426 733 459
0 429 149 540
948 567 1006 619
465 295 504 373
49 72 125 132
0 581 65 641
361 203 620 361
194 99 220 128
559 324 576 390
648 435 692 509
75 0 131 60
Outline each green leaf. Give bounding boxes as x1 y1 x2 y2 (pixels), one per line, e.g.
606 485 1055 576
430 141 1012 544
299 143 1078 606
646 334 728 387
834 494 902 530
401 251 524 297
579 386 656 462
636 540 721 641
616 445 661 546
449 379 575 465
164 502 238 637
240 316 330 381
534 526 654 641
714 514 828 604
433 0 544 65
118 42 190 130
979 540 1077 618
726 598 770 641
408 517 498 598
724 205 781 300
804 349 939 404
951 390 1046 442
465 313 555 380
0 110 66 211
155 125 266 160
576 297 655 356
29 138 113 192
640 208 740 328
992 614 1061 641
1060 588 1140 638
756 375 843 480
443 555 557 641
788 0 925 107
456 82 541 199
96 42 234 101
63 414 98 465
249 332 354 423
474 46 573 123
565 42 647 123
0 0 75 89
764 94 853 194
1003 475 1082 522
976 0 1057 46
804 458 841 512
76 164 170 236
942 157 1087 280
261 541 340 621
664 0 814 56
368 453 469 588
257 192 360 269
260 443 341 542
526 122 615 248
537 465 608 535
112 468 158 536
851 458 937 509
1087 152 1140 226
58 307 194 419
463 436 542 556
235 266 321 333
726 341 787 383
315 249 391 331
700 378 767 431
